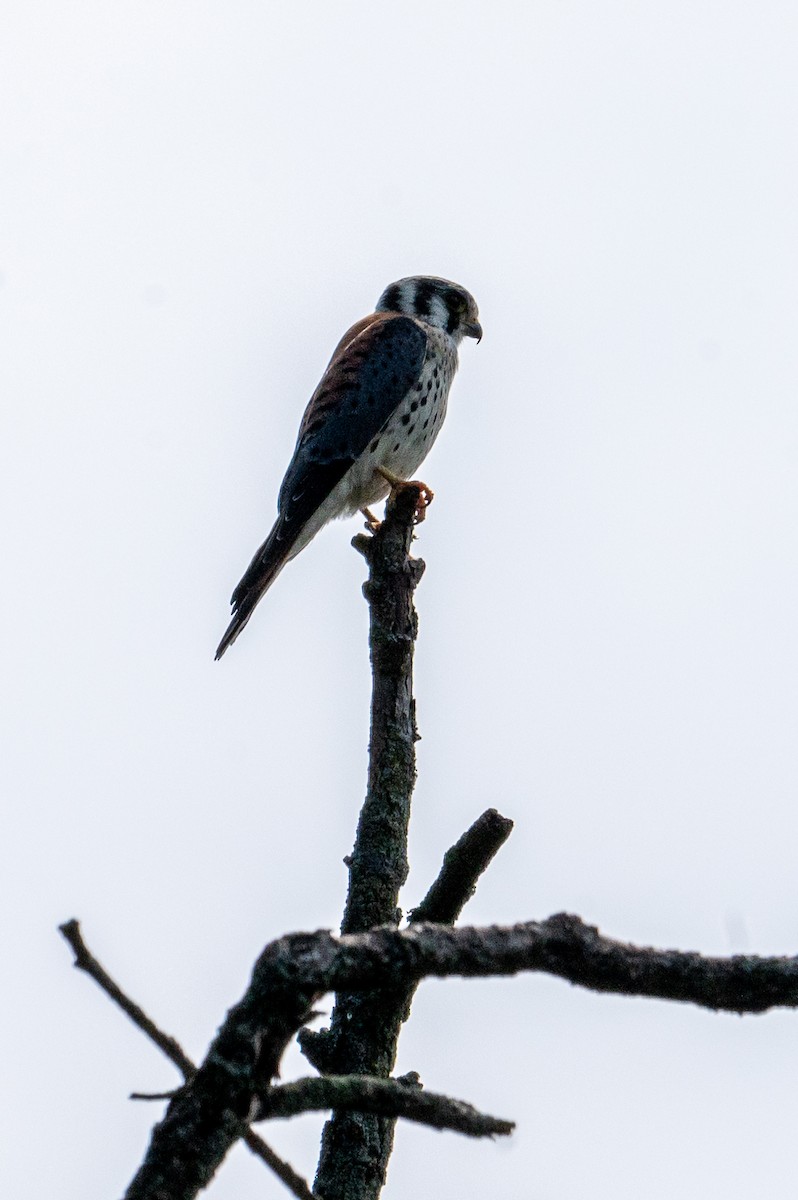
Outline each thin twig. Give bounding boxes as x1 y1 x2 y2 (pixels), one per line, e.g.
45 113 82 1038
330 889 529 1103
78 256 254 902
58 920 319 1200
59 919 194 1075
259 1075 514 1138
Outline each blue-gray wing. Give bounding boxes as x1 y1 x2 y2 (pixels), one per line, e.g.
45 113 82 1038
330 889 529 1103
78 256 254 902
215 312 427 657
276 312 427 527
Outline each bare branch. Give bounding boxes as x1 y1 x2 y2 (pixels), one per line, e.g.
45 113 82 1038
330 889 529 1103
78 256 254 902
298 807 514 1078
117 924 327 1200
344 482 425 935
409 808 515 925
288 916 798 1013
59 919 194 1076
112 912 798 1200
59 920 319 1200
363 806 515 1177
259 1075 514 1138
66 477 798 1200
313 483 427 1200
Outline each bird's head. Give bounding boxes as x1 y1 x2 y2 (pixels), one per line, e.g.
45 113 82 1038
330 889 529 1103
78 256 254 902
376 276 482 345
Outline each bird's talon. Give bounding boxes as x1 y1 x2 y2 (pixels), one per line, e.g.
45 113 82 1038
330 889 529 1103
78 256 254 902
408 480 434 524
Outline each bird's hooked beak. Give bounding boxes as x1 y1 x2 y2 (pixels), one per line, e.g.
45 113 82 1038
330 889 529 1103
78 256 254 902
464 320 483 343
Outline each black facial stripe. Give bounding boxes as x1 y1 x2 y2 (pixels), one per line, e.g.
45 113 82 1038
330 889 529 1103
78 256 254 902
413 279 435 318
381 283 402 312
445 287 465 334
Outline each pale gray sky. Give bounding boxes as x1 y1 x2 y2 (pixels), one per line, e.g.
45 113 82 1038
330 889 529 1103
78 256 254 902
3 3 798 1197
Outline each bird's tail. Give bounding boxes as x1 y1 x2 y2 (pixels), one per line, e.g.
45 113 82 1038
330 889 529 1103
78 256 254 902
214 524 291 659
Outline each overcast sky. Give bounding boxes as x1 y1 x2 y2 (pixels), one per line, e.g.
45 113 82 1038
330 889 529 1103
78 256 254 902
4 3 798 1197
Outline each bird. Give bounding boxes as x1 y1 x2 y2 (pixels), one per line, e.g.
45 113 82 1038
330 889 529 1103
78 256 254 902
215 275 482 659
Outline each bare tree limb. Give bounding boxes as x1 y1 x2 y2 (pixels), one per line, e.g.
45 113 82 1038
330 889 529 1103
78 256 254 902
306 497 516 1199
343 483 425 935
356 805 515 1176
258 1075 514 1138
297 807 513 1076
112 912 798 1200
59 919 194 1076
117 924 330 1200
409 808 515 925
58 920 319 1200
64 496 517 1200
64 482 798 1200
282 916 798 1012
312 483 427 1200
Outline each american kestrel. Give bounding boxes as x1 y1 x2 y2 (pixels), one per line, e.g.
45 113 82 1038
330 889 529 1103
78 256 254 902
215 275 481 659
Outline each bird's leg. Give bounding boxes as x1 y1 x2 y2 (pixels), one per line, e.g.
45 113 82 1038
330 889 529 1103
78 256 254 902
375 465 403 489
360 507 381 532
375 466 434 524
